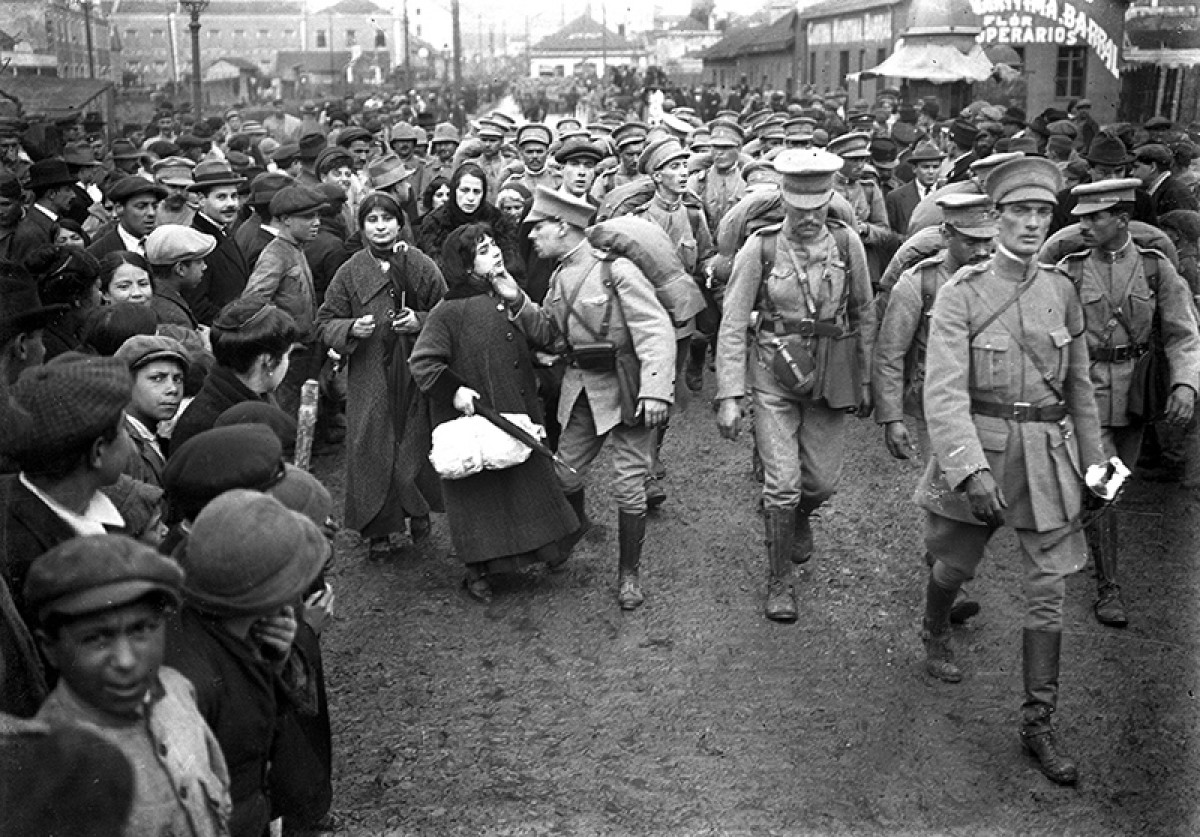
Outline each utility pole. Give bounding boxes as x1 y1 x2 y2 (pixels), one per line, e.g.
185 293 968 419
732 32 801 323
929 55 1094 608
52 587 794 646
451 0 462 90
82 0 96 78
402 0 411 89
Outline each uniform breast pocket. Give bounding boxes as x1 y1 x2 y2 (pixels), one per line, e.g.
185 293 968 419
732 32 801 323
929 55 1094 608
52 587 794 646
970 331 1009 392
1127 287 1155 339
1049 325 1072 381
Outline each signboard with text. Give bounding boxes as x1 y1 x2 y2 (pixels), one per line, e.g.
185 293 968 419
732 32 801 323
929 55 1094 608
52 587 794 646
970 0 1122 77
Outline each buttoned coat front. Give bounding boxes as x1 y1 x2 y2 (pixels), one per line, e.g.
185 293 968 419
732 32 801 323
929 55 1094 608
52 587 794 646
916 251 1105 535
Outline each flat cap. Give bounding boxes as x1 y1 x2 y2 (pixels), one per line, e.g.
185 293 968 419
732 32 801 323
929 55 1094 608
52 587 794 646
176 134 207 150
145 224 216 265
517 123 553 148
181 490 328 617
109 139 145 161
554 138 605 165
314 146 354 175
163 424 285 515
1070 177 1141 216
270 184 326 217
526 186 594 229
152 156 196 187
1135 143 1174 168
638 137 690 174
114 334 190 372
1145 116 1173 131
25 534 183 624
827 131 872 160
950 118 980 147
775 148 844 209
937 193 998 237
4 354 131 459
249 171 294 205
986 156 1063 205
270 143 301 165
869 136 899 166
336 126 372 147
1046 120 1078 138
215 402 298 455
106 176 167 204
1158 209 1200 241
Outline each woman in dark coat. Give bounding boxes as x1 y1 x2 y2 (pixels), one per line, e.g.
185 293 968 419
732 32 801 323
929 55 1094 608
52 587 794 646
417 162 525 281
316 192 446 559
24 244 102 360
409 224 577 602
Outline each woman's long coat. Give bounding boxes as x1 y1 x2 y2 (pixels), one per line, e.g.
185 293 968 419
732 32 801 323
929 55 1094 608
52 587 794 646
408 291 576 562
316 246 446 531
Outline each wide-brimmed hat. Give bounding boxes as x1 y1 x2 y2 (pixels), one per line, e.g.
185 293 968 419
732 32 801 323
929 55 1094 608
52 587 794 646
366 154 411 190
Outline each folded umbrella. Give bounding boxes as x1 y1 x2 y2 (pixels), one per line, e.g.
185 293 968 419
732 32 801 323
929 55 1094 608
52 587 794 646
471 399 576 474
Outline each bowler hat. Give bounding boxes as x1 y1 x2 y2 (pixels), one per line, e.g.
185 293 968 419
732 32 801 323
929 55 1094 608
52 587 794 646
109 139 145 161
26 159 75 192
25 534 183 624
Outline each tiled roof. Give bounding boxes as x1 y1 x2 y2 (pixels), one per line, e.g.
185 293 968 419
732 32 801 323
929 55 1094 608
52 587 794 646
532 14 639 53
700 11 796 60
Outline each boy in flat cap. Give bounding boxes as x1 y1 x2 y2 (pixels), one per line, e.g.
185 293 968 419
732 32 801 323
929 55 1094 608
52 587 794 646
0 354 132 626
917 157 1106 786
491 187 676 611
1056 178 1200 628
241 184 325 415
145 223 216 331
715 149 876 624
114 335 190 488
28 534 232 837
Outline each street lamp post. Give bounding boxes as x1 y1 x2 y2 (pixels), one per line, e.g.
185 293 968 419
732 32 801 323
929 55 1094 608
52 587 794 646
81 0 96 78
179 0 210 116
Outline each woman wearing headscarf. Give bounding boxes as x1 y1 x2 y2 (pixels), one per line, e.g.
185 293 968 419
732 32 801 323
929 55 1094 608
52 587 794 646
410 224 577 602
416 162 524 280
316 192 446 559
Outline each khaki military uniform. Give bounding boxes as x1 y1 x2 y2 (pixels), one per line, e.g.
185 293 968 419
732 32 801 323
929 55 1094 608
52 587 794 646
917 250 1104 629
687 164 746 238
512 242 676 512
716 221 875 513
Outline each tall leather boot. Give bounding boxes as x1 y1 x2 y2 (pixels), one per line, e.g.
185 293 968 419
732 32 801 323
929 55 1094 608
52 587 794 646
792 508 814 564
922 574 963 682
765 509 798 622
1020 628 1078 785
1087 515 1127 627
617 511 646 610
685 336 707 392
556 490 590 560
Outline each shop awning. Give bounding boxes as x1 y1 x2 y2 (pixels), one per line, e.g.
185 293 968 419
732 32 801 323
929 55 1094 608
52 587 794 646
850 40 994 83
1124 47 1200 68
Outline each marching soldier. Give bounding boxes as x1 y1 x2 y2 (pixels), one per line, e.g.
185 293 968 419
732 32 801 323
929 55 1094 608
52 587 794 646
494 187 676 611
504 123 560 193
1056 178 1200 627
917 157 1105 786
590 122 648 204
715 149 875 623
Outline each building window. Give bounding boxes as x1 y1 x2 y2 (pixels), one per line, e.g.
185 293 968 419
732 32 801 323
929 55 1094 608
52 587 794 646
151 28 163 39
810 52 816 85
345 29 357 46
284 29 296 37
1055 46 1085 98
839 50 850 83
316 29 327 47
877 47 886 67
258 29 268 38
124 28 136 38
374 29 386 48
208 29 220 38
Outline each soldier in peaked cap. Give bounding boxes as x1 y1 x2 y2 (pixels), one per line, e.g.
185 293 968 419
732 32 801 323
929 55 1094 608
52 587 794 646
1055 178 1200 629
490 186 676 612
505 123 559 194
452 119 508 203
916 156 1105 787
715 149 876 623
1050 134 1160 233
590 122 648 203
829 131 897 288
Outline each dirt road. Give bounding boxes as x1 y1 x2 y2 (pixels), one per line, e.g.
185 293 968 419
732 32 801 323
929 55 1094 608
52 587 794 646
313 384 1200 836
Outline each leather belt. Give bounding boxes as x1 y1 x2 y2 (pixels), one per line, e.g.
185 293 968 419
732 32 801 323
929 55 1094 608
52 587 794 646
1092 343 1148 363
970 399 1068 422
760 318 844 338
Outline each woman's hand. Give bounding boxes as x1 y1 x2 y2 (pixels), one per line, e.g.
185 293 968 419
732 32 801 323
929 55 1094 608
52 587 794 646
489 269 523 305
350 314 376 338
453 386 481 415
391 308 421 334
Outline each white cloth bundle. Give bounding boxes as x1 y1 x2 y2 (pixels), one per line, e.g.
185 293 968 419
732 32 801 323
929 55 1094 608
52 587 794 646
428 414 545 480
